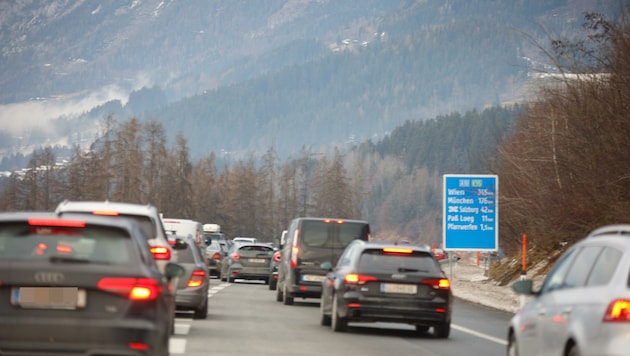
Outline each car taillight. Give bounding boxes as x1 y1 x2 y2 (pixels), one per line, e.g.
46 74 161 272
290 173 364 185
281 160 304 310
290 229 299 269
28 218 86 228
344 273 378 285
91 210 120 216
273 251 282 262
150 246 171 260
604 299 630 322
212 252 222 261
187 269 206 288
128 342 150 351
97 277 160 301
231 252 241 260
422 278 450 289
383 247 413 254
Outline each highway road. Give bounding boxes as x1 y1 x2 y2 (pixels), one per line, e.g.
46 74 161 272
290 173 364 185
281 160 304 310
169 278 512 356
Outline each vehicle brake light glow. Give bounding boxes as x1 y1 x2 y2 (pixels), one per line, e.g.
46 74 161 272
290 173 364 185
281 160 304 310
212 252 222 261
91 210 120 216
150 246 171 260
28 218 86 228
344 273 378 285
273 251 282 262
290 229 299 269
323 219 344 224
56 244 73 254
97 277 160 301
128 342 150 351
604 299 630 322
422 278 450 289
231 252 241 260
187 269 206 287
383 247 413 254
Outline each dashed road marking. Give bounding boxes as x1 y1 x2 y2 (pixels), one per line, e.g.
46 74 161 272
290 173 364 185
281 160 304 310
452 324 507 345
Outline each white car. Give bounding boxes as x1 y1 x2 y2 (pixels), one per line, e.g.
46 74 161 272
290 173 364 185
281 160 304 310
508 224 630 356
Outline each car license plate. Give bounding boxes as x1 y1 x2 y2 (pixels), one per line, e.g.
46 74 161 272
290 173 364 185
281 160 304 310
302 275 326 282
380 283 417 295
248 258 266 263
11 287 86 309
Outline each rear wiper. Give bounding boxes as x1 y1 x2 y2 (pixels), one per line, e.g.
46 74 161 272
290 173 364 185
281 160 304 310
397 267 424 273
49 256 91 264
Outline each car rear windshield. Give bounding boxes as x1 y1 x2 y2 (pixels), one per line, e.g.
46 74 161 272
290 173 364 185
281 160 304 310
178 242 202 264
238 245 273 257
300 220 369 248
0 223 133 264
357 249 441 274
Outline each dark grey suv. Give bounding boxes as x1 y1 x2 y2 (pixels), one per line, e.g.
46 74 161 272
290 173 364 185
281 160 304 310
276 217 370 305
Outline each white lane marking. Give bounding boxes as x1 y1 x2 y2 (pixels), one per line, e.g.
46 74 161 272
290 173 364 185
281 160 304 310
174 322 191 335
169 338 187 354
452 324 507 345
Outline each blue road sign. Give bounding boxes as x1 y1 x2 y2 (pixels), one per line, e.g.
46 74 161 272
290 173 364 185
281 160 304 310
443 174 498 250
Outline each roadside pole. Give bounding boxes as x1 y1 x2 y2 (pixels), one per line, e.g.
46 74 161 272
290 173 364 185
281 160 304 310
520 233 527 309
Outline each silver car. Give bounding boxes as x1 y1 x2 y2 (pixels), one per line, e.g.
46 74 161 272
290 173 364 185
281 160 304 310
508 224 630 356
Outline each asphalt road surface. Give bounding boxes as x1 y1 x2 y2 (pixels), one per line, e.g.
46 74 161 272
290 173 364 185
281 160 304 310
170 278 512 356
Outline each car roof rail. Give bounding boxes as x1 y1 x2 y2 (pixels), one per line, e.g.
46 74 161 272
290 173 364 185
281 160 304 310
587 224 630 238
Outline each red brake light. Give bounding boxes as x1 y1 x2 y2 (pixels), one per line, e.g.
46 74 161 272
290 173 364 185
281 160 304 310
212 252 222 260
128 342 150 351
97 277 160 300
290 229 299 269
28 218 85 228
383 247 413 254
604 299 630 322
91 210 120 216
273 251 282 262
422 278 451 289
150 246 171 260
344 273 378 285
231 252 241 260
187 269 207 287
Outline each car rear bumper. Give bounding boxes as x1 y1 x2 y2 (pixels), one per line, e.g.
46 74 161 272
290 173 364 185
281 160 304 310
339 295 451 325
0 316 166 355
175 288 206 309
287 283 322 299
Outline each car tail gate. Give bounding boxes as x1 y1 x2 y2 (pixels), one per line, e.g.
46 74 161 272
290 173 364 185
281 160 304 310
296 219 370 266
238 245 273 267
350 248 448 299
0 219 159 320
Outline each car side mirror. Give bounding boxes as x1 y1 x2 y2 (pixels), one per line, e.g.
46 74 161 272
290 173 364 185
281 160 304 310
511 279 535 295
171 238 188 250
320 261 333 271
165 262 185 279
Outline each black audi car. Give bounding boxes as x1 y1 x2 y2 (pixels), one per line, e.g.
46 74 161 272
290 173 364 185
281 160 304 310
0 212 183 355
319 240 452 338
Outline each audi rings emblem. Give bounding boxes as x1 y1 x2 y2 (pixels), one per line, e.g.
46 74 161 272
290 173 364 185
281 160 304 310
34 272 65 283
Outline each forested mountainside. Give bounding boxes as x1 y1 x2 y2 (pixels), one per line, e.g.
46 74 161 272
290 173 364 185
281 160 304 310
0 0 621 162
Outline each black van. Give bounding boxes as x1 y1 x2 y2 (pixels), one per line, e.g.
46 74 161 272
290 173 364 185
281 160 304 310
275 217 370 305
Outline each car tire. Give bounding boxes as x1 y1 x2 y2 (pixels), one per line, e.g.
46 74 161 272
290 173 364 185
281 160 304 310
276 282 284 301
269 278 277 290
320 300 331 326
331 294 347 332
193 297 208 320
507 332 518 356
433 321 450 338
567 344 580 356
282 284 294 305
